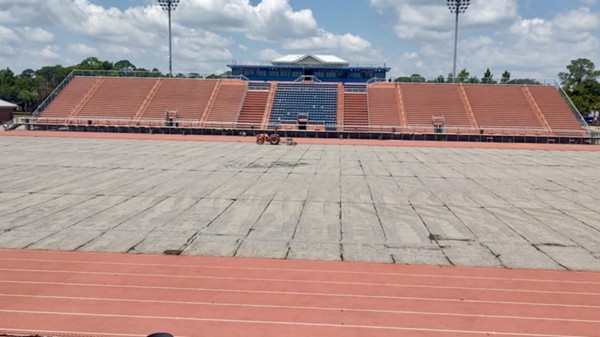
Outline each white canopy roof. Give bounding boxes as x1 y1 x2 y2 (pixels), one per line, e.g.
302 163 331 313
0 99 17 108
272 54 349 67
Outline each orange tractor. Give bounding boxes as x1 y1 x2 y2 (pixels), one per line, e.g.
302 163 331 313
256 133 281 145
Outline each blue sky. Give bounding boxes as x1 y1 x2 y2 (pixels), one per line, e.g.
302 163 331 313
0 0 599 80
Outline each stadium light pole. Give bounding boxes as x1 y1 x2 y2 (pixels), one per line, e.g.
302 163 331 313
447 0 470 83
158 0 180 77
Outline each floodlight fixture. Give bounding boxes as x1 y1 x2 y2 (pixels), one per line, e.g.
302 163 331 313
447 0 470 82
158 0 180 77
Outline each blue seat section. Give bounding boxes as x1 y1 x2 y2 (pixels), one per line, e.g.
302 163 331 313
269 83 338 130
248 82 271 91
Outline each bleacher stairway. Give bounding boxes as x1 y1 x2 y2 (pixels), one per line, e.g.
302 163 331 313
204 80 247 126
367 83 402 130
238 83 271 128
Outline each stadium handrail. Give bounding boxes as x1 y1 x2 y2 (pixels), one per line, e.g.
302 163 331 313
554 79 590 133
31 71 75 118
391 78 557 85
222 74 249 81
21 116 593 137
71 70 164 78
367 77 387 84
294 75 322 82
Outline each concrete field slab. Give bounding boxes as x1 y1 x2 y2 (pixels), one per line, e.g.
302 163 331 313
1 136 599 271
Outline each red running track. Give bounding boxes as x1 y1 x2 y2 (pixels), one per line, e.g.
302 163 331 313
0 249 599 337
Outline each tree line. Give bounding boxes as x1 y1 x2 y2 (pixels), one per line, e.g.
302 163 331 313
0 56 598 115
393 69 540 85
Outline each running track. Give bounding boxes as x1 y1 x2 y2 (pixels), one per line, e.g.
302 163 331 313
0 249 599 337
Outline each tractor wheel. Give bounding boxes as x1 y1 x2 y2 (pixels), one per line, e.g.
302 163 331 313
256 135 265 145
269 134 281 145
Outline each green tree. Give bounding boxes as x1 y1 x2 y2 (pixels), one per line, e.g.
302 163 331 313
17 89 39 112
501 70 511 84
433 75 445 83
394 74 425 83
409 74 426 82
482 68 495 84
558 58 600 92
113 60 137 71
15 69 39 111
570 80 600 114
394 76 411 82
35 65 72 98
76 57 113 71
0 68 17 103
457 69 469 83
507 78 541 85
557 59 600 114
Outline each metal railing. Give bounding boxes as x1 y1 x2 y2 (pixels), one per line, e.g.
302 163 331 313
31 72 75 117
19 116 594 138
390 77 557 86
294 75 321 83
554 79 590 132
72 70 164 78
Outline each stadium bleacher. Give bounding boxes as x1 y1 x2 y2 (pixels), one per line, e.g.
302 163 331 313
401 83 474 128
527 86 588 136
463 84 544 132
33 75 589 141
140 79 218 122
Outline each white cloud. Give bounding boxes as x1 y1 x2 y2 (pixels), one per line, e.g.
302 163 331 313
69 43 99 56
40 45 61 60
19 27 54 43
555 7 600 32
0 25 18 42
177 0 318 42
456 9 600 79
371 0 518 40
0 45 16 57
258 49 282 62
0 0 376 75
373 0 600 79
283 30 371 52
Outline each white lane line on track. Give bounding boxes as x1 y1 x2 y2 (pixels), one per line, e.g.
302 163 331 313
0 309 590 337
1 280 599 309
1 256 598 285
1 293 599 324
0 328 170 337
1 267 599 296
